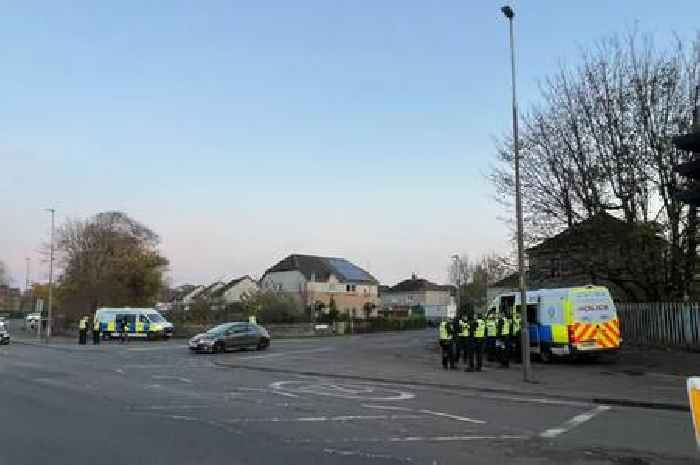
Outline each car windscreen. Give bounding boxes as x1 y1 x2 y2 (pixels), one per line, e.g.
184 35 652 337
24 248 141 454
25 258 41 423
147 313 166 323
206 324 233 335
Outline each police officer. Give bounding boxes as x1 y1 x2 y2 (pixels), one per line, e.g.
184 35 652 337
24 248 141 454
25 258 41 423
456 313 470 366
121 318 129 344
92 313 101 345
468 312 486 371
78 316 88 344
485 312 498 361
438 319 455 369
496 313 511 367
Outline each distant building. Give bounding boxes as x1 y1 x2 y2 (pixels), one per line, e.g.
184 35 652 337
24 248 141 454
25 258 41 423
261 254 379 318
208 276 259 308
380 274 455 322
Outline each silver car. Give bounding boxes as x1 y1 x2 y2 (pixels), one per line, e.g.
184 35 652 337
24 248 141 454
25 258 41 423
189 322 270 354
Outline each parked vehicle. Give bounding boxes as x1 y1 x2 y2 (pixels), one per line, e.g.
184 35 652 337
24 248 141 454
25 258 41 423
0 320 10 345
489 285 620 362
94 307 174 339
24 313 41 331
189 322 270 354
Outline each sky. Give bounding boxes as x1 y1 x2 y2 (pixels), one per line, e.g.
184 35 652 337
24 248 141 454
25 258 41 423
2 1 698 289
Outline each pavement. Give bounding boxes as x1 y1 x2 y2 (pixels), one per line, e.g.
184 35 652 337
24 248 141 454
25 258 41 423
1 328 698 464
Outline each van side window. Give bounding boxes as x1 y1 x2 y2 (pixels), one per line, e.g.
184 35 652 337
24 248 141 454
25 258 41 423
139 315 148 323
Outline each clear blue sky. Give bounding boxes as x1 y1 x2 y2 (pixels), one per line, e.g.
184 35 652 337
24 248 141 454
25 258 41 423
2 1 698 289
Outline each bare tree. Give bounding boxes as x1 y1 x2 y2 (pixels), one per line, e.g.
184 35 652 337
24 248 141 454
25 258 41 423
491 32 700 299
0 260 9 286
55 211 169 317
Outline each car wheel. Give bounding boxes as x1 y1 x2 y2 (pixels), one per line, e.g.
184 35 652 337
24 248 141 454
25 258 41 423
257 338 269 351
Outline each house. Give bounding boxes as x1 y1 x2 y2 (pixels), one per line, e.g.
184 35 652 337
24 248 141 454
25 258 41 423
380 274 456 322
488 212 668 302
208 276 259 307
261 254 380 318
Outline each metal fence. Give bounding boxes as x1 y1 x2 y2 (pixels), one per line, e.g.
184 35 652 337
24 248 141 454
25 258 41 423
616 302 700 349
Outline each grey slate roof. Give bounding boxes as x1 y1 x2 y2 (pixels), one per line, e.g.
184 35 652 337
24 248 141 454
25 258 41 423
385 276 453 294
264 254 378 285
209 276 254 299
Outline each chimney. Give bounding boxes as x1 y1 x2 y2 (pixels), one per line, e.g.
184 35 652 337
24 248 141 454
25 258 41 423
411 273 417 280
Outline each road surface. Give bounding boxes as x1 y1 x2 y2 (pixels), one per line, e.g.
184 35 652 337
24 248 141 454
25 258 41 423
0 330 695 464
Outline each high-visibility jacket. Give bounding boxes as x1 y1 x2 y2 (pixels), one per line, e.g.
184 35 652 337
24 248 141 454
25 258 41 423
79 318 87 330
458 320 470 337
93 318 100 331
512 316 521 335
439 321 452 341
499 318 511 337
474 318 486 338
486 318 498 337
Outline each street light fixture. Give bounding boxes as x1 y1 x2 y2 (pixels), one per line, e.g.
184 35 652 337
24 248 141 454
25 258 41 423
500 5 533 383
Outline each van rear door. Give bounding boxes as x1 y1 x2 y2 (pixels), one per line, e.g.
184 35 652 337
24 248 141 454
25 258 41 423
570 287 620 350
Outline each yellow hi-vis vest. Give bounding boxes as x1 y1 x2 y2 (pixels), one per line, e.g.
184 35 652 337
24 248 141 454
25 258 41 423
486 319 497 337
93 318 100 331
79 318 87 330
458 320 470 337
500 318 511 337
474 319 486 338
512 316 521 335
439 322 452 341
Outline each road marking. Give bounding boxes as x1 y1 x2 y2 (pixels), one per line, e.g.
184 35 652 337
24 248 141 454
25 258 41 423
323 448 412 462
270 381 415 401
364 404 485 425
540 405 611 438
418 409 485 425
224 414 424 424
290 435 525 444
152 375 192 384
362 404 413 411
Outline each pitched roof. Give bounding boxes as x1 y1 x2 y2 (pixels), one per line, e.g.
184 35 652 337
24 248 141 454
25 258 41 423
209 276 255 299
264 254 378 284
527 212 665 253
385 276 453 294
198 281 224 298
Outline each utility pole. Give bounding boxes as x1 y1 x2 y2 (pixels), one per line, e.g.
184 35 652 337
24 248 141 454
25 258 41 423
451 255 461 316
501 5 532 382
25 258 30 291
46 208 55 341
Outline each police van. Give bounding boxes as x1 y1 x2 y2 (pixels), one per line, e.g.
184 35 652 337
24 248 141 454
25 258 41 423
489 285 620 362
94 307 174 339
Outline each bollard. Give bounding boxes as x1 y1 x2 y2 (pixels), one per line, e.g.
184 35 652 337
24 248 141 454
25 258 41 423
688 377 700 450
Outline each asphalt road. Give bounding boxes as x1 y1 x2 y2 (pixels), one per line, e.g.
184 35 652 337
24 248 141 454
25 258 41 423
0 330 696 465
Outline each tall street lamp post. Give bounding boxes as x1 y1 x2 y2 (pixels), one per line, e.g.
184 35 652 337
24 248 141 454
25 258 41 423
46 208 55 341
501 5 532 382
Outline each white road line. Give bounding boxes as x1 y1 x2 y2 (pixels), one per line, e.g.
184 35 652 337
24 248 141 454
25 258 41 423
291 435 525 444
362 404 413 411
418 409 486 425
363 404 485 425
224 414 423 424
540 405 611 439
152 375 192 384
238 347 332 360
